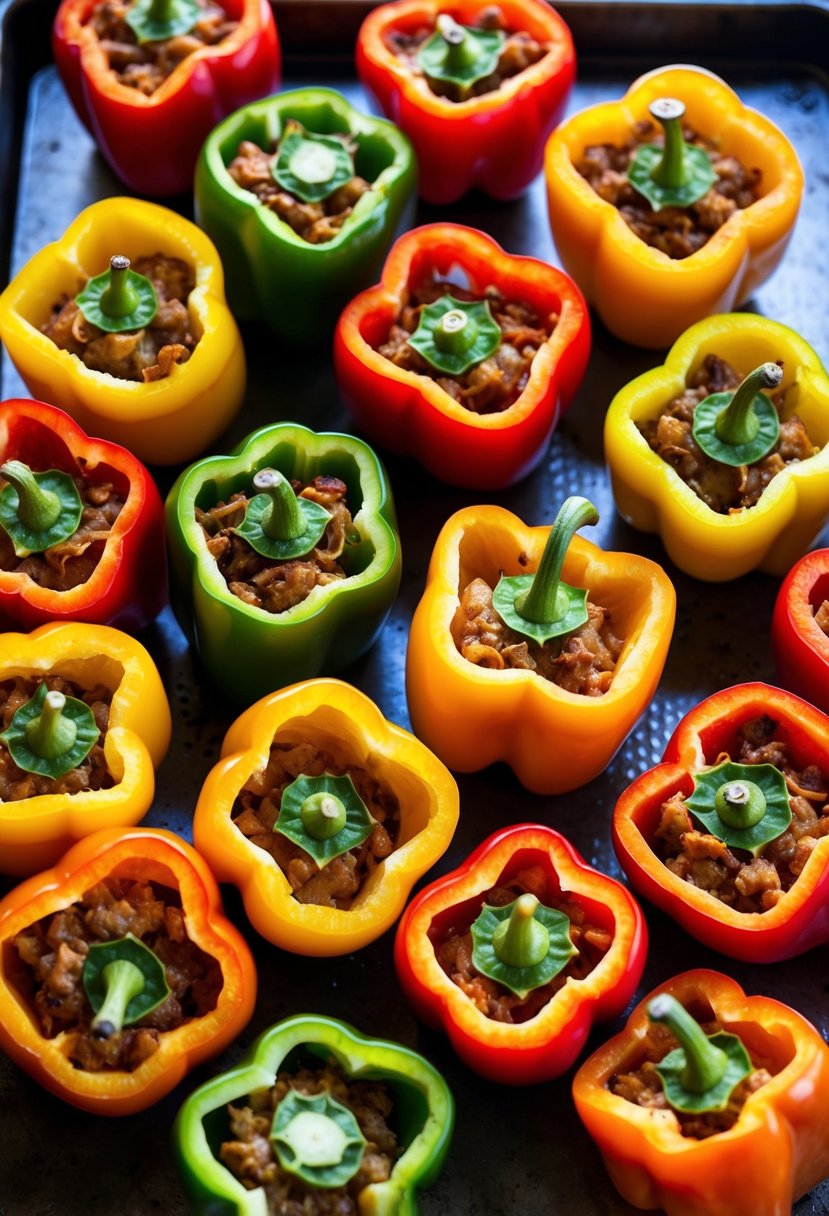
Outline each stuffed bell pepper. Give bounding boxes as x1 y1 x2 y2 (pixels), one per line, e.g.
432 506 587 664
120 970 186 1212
772 548 829 714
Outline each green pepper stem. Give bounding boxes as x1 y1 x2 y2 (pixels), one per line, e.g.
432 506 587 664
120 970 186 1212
99 255 140 320
300 792 347 841
491 894 551 968
648 98 688 189
714 363 783 447
515 497 599 625
24 691 78 760
91 959 145 1039
148 0 175 23
436 13 478 71
253 469 305 540
0 461 61 532
434 308 477 356
715 778 767 829
647 994 728 1094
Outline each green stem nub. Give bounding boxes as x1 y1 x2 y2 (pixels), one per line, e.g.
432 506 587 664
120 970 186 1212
434 308 478 356
148 0 174 21
300 792 348 840
100 256 140 320
627 97 715 211
516 497 599 626
715 364 783 446
648 98 687 189
436 13 479 72
254 469 305 541
0 460 61 532
691 362 783 466
715 779 767 829
125 0 200 43
25 691 77 760
648 994 727 1094
491 894 550 968
91 959 145 1039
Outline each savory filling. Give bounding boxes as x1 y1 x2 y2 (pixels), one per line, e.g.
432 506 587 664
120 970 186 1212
232 741 400 909
639 355 818 512
89 0 238 95
42 253 198 383
377 279 556 414
815 601 829 636
197 475 356 615
220 1063 400 1215
12 876 223 1071
654 715 829 913
433 865 610 1023
575 121 761 259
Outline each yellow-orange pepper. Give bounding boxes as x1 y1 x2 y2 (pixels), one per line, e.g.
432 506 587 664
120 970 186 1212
0 622 171 876
192 678 459 956
0 198 245 465
544 65 803 349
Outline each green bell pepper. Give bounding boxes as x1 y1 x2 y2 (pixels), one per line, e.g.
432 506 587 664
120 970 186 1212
165 422 401 703
194 87 417 345
173 1014 454 1216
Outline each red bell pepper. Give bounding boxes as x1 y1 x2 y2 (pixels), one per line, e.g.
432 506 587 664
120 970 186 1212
52 0 281 197
333 223 590 489
356 0 575 204
772 549 829 714
394 824 647 1084
612 682 829 962
0 399 165 631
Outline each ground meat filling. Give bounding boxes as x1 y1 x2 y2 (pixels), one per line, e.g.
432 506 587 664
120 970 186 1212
12 877 223 1072
377 279 556 415
639 354 818 513
654 715 829 913
457 575 623 695
433 865 611 1023
0 674 113 800
89 0 238 95
815 600 829 636
227 130 373 245
387 5 551 101
232 741 400 909
197 475 356 615
220 1063 400 1215
575 120 761 259
42 253 198 383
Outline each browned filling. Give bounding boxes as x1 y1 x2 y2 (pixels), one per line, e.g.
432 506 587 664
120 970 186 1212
654 716 829 913
575 121 761 259
12 877 223 1072
89 0 238 95
814 601 829 636
220 1063 400 1215
0 674 112 801
197 475 357 615
232 741 400 909
387 5 550 101
638 355 818 513
377 279 556 415
43 253 198 383
433 865 610 1023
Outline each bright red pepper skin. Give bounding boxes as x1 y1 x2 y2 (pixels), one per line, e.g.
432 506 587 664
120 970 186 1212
0 399 166 631
52 0 280 197
772 550 829 714
334 223 590 489
356 0 575 205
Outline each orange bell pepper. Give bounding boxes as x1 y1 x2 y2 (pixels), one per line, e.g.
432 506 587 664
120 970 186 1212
0 827 257 1114
544 64 803 349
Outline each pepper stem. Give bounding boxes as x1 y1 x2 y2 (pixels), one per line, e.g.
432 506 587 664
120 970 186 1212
515 497 599 625
0 460 61 532
648 994 728 1094
90 959 145 1039
648 98 688 189
24 691 78 759
714 364 783 447
491 894 551 968
433 308 478 356
147 0 175 23
715 779 767 829
99 256 140 320
300 792 347 840
436 13 479 71
253 469 305 541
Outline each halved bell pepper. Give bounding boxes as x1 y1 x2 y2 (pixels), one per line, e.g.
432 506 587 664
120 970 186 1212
192 677 459 956
545 64 803 349
53 0 281 197
395 824 647 1084
357 0 575 205
0 197 246 466
0 826 256 1113
572 969 829 1216
772 549 829 714
334 222 590 489
173 1013 453 1214
195 87 416 344
0 621 171 876
406 503 675 794
166 422 401 703
612 682 829 962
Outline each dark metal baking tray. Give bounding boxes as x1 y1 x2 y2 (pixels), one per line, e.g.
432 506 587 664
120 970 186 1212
1 1 828 1212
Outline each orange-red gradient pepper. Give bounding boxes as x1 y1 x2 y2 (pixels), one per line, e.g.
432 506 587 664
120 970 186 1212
772 549 829 714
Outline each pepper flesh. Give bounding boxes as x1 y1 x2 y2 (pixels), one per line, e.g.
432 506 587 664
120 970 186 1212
772 548 829 714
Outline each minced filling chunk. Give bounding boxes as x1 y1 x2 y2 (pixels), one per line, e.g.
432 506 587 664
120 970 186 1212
815 600 829 636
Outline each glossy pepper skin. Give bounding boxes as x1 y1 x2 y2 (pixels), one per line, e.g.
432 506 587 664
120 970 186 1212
166 423 401 704
612 682 829 963
174 1013 454 1215
0 197 246 466
195 88 416 345
545 65 803 349
0 827 256 1113
357 0 575 205
406 506 675 794
572 969 829 1216
772 549 829 713
52 0 280 197
334 223 590 489
0 622 171 877
193 677 459 956
604 314 829 581
395 824 647 1085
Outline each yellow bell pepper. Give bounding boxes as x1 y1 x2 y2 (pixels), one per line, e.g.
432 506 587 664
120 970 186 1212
0 198 246 465
192 677 459 956
0 622 171 876
544 64 803 349
604 314 829 581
